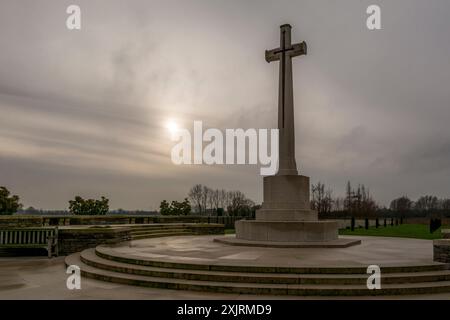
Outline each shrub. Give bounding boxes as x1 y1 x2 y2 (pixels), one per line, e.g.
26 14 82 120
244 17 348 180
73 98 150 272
0 186 22 215
69 196 109 215
159 198 191 215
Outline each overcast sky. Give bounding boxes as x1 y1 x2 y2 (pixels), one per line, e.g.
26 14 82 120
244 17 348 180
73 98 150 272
1 0 450 210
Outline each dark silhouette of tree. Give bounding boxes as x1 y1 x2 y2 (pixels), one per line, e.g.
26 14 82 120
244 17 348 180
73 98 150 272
415 195 439 211
0 186 22 215
188 184 203 214
69 196 109 215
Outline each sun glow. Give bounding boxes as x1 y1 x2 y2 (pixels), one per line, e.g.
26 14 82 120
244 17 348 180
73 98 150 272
165 119 179 135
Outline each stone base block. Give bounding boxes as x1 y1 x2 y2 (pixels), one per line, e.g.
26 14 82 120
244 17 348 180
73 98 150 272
236 220 338 242
256 209 317 221
261 175 310 211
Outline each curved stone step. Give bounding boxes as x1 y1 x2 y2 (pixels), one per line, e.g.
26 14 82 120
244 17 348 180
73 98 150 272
95 245 450 275
129 229 191 236
78 248 450 285
131 232 194 240
127 224 191 231
65 253 450 296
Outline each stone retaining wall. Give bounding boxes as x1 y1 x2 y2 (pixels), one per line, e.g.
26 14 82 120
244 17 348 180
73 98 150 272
58 224 225 255
0 216 43 228
0 215 244 229
433 239 450 263
58 228 131 256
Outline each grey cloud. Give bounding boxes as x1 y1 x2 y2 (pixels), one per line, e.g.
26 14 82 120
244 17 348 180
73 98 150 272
1 0 450 209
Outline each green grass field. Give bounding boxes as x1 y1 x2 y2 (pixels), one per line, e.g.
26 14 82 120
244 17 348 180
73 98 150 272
339 223 449 240
225 229 235 235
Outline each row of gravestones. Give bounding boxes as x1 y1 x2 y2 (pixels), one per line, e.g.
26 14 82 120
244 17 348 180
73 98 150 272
350 217 404 231
349 217 442 234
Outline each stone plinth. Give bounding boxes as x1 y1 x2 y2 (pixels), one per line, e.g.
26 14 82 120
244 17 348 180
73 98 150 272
231 174 347 246
256 175 318 221
236 220 338 242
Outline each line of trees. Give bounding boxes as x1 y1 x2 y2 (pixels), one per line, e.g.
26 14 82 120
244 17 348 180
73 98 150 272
390 195 450 216
311 181 378 217
187 184 255 216
311 181 450 218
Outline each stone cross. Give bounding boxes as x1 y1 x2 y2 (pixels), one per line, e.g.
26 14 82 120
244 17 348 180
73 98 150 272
265 24 307 176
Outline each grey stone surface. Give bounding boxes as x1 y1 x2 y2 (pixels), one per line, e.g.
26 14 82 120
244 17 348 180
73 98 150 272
98 235 437 267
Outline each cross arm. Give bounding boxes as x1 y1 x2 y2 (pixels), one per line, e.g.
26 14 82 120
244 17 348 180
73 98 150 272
265 41 307 63
265 48 280 63
288 41 307 57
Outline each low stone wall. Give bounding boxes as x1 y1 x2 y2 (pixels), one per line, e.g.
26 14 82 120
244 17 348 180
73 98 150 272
433 239 450 263
58 227 131 256
0 216 43 228
185 224 225 235
0 215 245 229
58 223 225 255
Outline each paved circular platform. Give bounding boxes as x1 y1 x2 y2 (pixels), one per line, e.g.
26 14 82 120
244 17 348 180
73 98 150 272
213 236 361 248
66 235 450 296
100 234 435 268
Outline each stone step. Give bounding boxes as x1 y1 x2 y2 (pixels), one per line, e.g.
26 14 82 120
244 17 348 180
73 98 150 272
129 228 190 236
95 245 450 275
127 224 191 231
65 253 450 296
131 232 193 240
79 248 450 285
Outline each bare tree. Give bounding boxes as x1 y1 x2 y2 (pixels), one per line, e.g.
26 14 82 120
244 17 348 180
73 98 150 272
227 190 255 216
441 199 450 210
311 182 333 215
219 189 227 209
188 184 203 214
415 195 439 211
212 189 220 211
201 186 212 215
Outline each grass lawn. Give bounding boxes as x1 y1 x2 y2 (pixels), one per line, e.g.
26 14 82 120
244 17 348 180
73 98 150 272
339 223 449 240
225 229 235 235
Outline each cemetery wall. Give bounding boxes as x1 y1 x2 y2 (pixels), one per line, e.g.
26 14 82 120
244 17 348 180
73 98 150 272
0 215 244 229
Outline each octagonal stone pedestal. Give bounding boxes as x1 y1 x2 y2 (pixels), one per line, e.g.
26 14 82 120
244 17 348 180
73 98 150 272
216 175 361 248
235 220 338 242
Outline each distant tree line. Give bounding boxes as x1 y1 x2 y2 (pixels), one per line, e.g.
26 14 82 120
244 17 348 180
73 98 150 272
187 184 256 217
311 181 378 218
312 181 450 218
4 181 449 219
389 195 450 217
